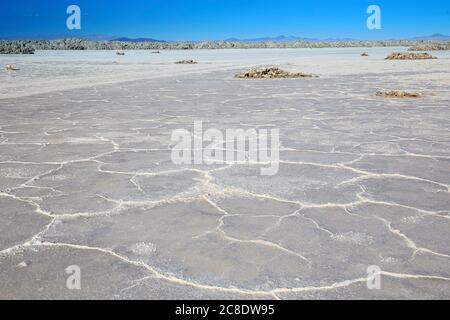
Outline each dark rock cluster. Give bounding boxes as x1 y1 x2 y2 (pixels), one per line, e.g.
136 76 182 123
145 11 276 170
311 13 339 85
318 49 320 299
408 42 450 51
375 90 422 98
174 60 198 64
235 67 317 79
1 39 450 52
0 43 35 54
385 52 437 60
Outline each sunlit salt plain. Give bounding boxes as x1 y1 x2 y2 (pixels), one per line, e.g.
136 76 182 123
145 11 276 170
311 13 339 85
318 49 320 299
0 48 449 299
1 47 449 98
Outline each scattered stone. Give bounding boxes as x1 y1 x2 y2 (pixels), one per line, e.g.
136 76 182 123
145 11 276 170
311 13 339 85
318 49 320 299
5 64 19 71
174 60 198 64
361 52 369 57
385 52 437 60
17 260 32 268
375 90 423 98
235 67 317 79
152 51 160 54
116 51 125 56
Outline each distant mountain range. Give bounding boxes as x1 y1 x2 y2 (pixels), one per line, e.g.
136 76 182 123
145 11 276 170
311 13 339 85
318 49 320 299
224 34 450 42
409 33 450 40
225 35 318 42
76 34 450 43
2 33 449 42
112 37 167 43
224 35 356 42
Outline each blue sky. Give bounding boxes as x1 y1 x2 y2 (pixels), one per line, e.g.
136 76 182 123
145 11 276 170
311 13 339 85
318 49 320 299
1 0 449 40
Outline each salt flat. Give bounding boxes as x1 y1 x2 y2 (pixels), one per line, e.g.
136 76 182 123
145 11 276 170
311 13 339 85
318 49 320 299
0 48 449 299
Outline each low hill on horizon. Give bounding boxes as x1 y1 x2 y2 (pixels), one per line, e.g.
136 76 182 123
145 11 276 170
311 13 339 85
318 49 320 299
112 37 167 43
2 33 449 42
224 33 450 42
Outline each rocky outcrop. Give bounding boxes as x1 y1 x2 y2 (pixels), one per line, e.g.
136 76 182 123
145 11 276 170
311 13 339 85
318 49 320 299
375 91 422 98
0 43 34 54
235 67 317 79
408 42 450 51
2 39 450 51
174 60 198 64
385 52 437 60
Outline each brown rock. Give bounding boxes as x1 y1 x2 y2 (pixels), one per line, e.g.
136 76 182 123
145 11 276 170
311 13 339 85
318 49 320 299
5 64 19 71
174 60 198 64
235 67 318 79
385 52 437 60
375 90 423 98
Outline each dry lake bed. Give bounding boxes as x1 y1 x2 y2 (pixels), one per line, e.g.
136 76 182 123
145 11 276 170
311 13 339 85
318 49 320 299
0 48 449 299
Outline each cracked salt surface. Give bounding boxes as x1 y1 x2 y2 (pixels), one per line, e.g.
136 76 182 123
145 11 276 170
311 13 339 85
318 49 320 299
0 48 449 299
